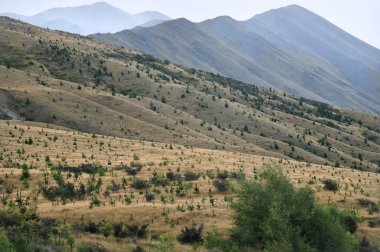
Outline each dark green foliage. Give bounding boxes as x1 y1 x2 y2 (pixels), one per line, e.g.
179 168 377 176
77 242 108 252
132 246 145 252
166 171 182 182
217 170 229 180
213 179 229 192
150 171 169 187
122 164 142 176
0 205 59 251
61 164 106 176
323 179 339 192
184 171 199 181
41 180 86 201
145 192 155 202
126 224 149 239
204 230 240 252
19 165 30 181
0 42 29 70
177 224 204 244
131 179 149 189
113 222 124 237
78 220 148 239
358 199 379 212
231 165 359 251
0 229 13 252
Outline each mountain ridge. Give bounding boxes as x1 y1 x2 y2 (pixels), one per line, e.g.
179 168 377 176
91 5 380 115
1 16 380 173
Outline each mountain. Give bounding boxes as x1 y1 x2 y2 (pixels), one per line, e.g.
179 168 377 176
132 11 170 24
1 16 380 173
40 18 84 34
1 12 27 20
91 5 380 115
138 19 169 28
246 5 380 109
1 2 170 35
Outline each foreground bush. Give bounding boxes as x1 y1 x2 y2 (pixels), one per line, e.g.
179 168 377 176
177 224 204 244
0 205 62 251
231 164 359 251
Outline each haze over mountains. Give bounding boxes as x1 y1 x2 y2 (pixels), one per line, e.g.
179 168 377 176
92 5 380 115
1 2 170 34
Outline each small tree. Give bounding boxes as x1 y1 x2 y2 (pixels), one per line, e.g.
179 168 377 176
177 224 204 244
231 165 358 251
323 179 339 192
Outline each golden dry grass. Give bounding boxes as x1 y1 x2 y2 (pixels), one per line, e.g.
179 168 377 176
1 120 379 250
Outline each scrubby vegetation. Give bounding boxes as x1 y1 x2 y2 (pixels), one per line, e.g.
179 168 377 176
0 16 379 251
230 165 361 251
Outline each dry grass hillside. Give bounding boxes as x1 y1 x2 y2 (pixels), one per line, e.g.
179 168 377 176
0 17 379 172
0 120 379 251
0 17 380 251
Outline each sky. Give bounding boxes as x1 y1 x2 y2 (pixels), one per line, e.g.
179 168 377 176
1 0 379 49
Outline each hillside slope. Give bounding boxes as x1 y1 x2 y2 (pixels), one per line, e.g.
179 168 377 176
91 5 380 114
1 16 380 172
1 119 379 250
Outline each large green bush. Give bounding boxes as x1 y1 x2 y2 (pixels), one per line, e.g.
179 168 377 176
231 164 359 252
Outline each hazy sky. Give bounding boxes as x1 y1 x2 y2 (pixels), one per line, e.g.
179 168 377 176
1 0 379 49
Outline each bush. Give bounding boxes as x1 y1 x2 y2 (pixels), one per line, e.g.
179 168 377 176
113 222 124 237
156 234 174 252
213 179 229 192
358 199 379 212
19 165 30 181
204 230 240 252
131 179 149 189
151 172 169 187
126 224 149 239
177 224 204 244
166 171 181 181
0 205 59 251
184 171 199 181
83 221 100 234
231 165 358 251
145 192 155 202
121 162 143 176
323 179 339 192
132 246 145 252
0 229 14 252
61 164 106 175
77 242 107 252
41 181 86 201
217 170 229 180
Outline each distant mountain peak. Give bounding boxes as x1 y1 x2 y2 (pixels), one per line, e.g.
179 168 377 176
92 1 111 6
161 17 194 27
1 2 170 35
92 5 380 114
201 15 237 25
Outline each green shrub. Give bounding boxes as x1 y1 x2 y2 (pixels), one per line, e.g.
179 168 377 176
177 224 204 244
184 171 199 181
231 164 359 251
156 234 174 252
204 230 240 252
323 179 339 192
0 229 14 252
131 179 149 189
213 179 229 192
166 171 181 181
